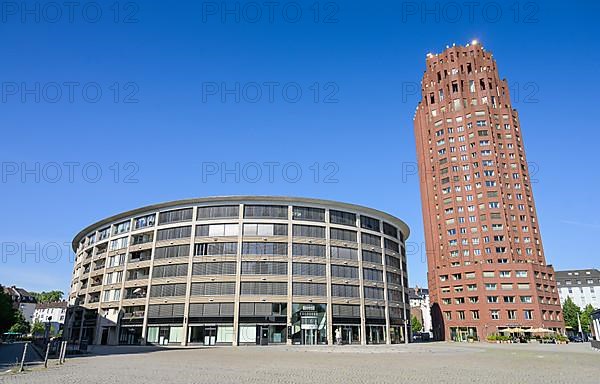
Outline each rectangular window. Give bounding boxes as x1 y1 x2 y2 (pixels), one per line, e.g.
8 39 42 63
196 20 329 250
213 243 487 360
329 210 356 226
158 208 193 225
156 226 192 241
197 205 239 219
360 215 381 232
244 205 288 219
134 214 156 230
292 224 326 238
292 206 325 222
292 243 325 258
330 228 357 242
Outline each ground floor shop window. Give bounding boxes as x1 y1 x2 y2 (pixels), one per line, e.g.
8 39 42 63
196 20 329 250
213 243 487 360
291 303 328 345
390 326 405 344
188 324 234 345
449 327 478 342
119 327 142 345
238 324 287 345
366 325 386 344
333 325 360 344
147 326 184 344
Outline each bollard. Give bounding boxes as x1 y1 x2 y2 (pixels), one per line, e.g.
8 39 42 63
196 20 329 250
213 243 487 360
18 342 28 372
57 341 64 365
44 342 51 368
62 341 68 364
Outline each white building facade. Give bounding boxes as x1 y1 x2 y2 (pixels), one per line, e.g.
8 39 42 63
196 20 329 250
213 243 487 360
409 287 432 337
33 302 68 334
556 269 600 310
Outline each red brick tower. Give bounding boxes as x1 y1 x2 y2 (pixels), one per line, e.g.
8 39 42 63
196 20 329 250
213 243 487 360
414 42 564 341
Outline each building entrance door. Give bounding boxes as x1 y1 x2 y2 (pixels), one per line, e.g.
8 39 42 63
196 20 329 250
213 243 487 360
303 329 317 345
204 327 217 346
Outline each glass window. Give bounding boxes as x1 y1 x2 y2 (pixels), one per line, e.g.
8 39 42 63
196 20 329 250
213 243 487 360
197 205 239 219
292 206 325 222
360 215 380 232
134 214 156 229
330 228 357 242
158 208 193 225
292 225 325 238
382 222 398 238
330 210 356 226
244 205 288 219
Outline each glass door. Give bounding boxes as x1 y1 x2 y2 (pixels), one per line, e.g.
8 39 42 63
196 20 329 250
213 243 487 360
303 329 317 345
204 327 217 346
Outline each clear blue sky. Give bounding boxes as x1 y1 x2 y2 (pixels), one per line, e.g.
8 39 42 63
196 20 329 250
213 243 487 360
0 1 597 295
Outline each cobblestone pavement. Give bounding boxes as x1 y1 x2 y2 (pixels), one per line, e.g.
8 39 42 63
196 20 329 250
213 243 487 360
1 342 598 384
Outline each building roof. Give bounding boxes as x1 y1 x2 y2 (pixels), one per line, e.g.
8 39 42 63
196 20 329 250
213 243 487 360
72 195 411 251
3 286 36 303
35 301 68 310
409 287 429 300
556 269 600 288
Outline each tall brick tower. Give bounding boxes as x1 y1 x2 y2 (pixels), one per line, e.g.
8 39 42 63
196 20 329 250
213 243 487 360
413 42 564 341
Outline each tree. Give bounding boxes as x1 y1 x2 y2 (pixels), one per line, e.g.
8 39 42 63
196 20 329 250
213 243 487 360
32 290 64 303
411 315 423 334
581 304 595 334
562 297 581 330
31 320 45 336
0 285 16 334
8 312 30 335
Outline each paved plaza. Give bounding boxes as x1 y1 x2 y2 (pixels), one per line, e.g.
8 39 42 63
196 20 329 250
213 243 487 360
1 342 598 384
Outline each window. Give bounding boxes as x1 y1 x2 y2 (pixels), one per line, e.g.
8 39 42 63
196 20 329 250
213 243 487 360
507 310 517 320
520 296 532 303
192 262 236 275
332 284 360 298
241 261 288 275
157 226 192 241
361 233 381 247
524 310 534 320
292 243 325 258
110 237 129 251
292 206 325 222
330 246 358 261
243 223 288 236
292 225 325 238
360 215 381 232
485 283 497 291
516 270 528 278
192 282 236 296
196 224 240 237
194 242 237 256
487 296 498 303
362 250 382 264
382 222 398 239
293 263 326 277
152 264 189 278
244 205 288 219
472 310 480 320
150 283 187 297
156 244 190 259
363 286 384 300
113 220 131 235
242 242 287 256
330 228 357 242
363 268 384 282
293 283 326 296
491 310 500 320
329 210 356 226
134 214 156 229
158 208 193 224
197 205 239 219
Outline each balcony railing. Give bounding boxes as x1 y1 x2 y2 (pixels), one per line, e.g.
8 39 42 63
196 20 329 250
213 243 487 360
123 311 145 319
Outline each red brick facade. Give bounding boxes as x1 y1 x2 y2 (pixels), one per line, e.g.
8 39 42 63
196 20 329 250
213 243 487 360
413 43 564 341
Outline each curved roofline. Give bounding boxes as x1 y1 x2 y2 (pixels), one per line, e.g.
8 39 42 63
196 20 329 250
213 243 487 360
72 195 411 251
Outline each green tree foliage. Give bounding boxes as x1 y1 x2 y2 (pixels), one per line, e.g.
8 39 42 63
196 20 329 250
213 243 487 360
8 312 30 335
581 304 595 334
411 315 423 334
0 285 16 334
32 290 64 303
31 320 45 336
562 297 581 330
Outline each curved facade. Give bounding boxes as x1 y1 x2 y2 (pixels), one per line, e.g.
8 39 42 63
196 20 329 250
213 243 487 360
67 196 410 346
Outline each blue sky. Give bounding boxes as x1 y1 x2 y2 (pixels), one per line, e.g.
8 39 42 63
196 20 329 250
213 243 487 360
0 1 598 295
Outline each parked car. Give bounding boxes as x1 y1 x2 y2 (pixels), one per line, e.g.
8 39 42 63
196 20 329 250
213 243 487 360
569 336 584 343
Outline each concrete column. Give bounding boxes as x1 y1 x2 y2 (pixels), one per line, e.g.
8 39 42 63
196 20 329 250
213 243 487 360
231 203 244 346
286 205 293 346
140 222 159 345
356 217 367 345
181 208 198 346
325 209 333 345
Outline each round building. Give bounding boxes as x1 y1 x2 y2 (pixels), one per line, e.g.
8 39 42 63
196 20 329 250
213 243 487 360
67 196 410 346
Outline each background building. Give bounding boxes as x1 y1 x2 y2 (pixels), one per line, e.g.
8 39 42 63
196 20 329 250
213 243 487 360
413 42 564 341
33 301 68 335
3 286 37 323
66 196 410 346
556 269 600 309
409 287 432 337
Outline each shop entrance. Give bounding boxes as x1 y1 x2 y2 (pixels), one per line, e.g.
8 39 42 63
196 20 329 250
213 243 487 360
204 326 217 346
